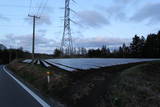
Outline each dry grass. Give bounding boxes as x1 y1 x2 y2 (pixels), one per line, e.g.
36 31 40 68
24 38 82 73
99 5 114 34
7 59 160 107
8 60 70 98
110 61 160 107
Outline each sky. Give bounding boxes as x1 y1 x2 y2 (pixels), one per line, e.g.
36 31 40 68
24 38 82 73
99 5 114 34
0 0 160 54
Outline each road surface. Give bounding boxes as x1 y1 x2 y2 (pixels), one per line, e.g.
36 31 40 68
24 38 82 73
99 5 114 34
0 65 50 107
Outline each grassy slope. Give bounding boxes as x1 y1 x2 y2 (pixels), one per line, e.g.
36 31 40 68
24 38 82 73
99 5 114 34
7 60 70 106
109 61 160 107
7 60 160 107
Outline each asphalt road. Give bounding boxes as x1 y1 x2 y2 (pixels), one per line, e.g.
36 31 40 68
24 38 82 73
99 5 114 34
0 65 46 107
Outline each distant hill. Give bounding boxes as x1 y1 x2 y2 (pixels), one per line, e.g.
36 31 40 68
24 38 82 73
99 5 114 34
0 44 7 50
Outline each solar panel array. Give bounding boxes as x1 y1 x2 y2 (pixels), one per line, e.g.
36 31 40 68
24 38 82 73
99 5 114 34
45 58 160 71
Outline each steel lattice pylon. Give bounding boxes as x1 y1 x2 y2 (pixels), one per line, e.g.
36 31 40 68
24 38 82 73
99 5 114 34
60 0 73 55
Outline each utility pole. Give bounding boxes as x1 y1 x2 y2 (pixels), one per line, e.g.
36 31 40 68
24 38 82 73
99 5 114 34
28 15 40 62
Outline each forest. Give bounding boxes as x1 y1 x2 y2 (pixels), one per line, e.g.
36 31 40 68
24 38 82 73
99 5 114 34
54 31 160 58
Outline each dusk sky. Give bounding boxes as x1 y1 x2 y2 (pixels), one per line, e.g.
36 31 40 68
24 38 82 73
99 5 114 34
0 0 160 53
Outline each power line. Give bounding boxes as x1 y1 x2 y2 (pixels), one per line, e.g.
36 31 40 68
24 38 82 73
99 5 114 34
36 0 46 16
28 0 40 15
38 0 49 17
0 25 29 27
0 14 27 17
28 0 33 14
27 0 49 18
0 4 39 8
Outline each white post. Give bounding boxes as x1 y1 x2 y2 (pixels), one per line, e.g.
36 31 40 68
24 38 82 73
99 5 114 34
47 75 50 84
47 72 50 84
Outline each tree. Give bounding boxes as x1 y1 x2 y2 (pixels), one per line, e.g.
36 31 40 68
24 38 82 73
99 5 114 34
118 46 123 57
81 47 87 56
122 43 130 57
0 44 7 50
157 31 160 57
144 34 158 57
54 49 62 57
101 45 107 57
130 35 145 57
72 47 77 55
88 48 101 57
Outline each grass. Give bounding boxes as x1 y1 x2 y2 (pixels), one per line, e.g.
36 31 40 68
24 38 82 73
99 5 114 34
7 59 160 107
8 60 71 106
34 64 51 73
110 61 160 107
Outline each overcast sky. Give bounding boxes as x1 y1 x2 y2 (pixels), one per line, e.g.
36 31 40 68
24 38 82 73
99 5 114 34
0 0 160 54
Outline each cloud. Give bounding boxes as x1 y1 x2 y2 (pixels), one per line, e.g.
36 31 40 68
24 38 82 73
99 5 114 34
38 29 47 34
77 10 109 28
1 34 131 53
1 34 59 54
114 0 135 4
37 15 52 25
74 36 130 48
41 6 54 14
105 5 127 21
98 0 140 22
130 3 160 24
25 15 52 25
113 0 140 5
0 14 10 21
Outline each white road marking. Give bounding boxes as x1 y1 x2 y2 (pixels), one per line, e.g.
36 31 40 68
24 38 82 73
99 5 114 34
3 66 50 107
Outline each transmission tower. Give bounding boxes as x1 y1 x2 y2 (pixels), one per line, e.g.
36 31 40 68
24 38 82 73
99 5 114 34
60 0 73 55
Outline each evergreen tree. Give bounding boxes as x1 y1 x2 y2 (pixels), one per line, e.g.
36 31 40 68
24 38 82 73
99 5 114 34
54 49 62 57
130 35 145 57
101 45 107 57
144 34 156 57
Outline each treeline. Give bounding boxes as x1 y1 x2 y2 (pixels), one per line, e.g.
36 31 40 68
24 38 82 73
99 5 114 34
54 31 160 58
115 31 160 58
0 48 31 64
